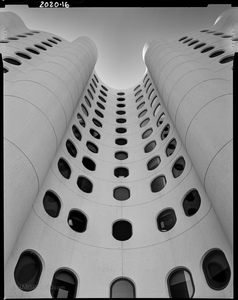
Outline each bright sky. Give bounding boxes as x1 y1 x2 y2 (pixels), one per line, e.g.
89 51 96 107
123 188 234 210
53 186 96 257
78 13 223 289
1 5 232 89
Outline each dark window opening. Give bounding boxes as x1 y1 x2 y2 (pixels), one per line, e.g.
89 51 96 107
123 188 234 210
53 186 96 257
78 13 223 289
146 83 152 93
194 43 206 49
53 37 62 41
157 208 176 232
144 141 156 153
168 268 195 298
14 251 42 292
96 102 105 110
100 89 107 97
157 113 165 127
154 104 161 116
117 103 126 108
42 41 52 47
15 52 31 59
51 269 77 298
114 187 130 201
161 124 170 140
151 175 167 192
220 56 234 64
43 191 61 218
148 89 155 100
117 92 125 96
139 109 147 118
115 151 128 160
151 95 158 107
98 95 106 103
68 210 87 232
72 125 82 141
77 113 85 127
114 167 129 178
101 85 108 91
209 50 225 58
115 138 127 146
166 139 177 157
140 118 150 128
116 128 127 134
136 95 143 103
117 97 125 101
25 48 40 55
58 158 71 179
135 90 142 97
134 85 140 91
82 157 96 171
144 78 150 88
116 118 126 124
88 89 94 100
202 249 231 290
66 139 77 158
3 57 21 66
90 128 100 139
81 104 89 117
113 220 132 241
84 96 91 107
188 40 199 46
95 109 104 118
90 83 96 94
117 110 126 115
201 46 215 53
86 141 98 153
34 44 47 50
94 74 99 83
183 189 201 216
47 38 57 44
172 157 186 178
137 102 145 110
77 176 93 193
3 67 9 73
147 156 161 171
179 36 187 41
92 118 102 128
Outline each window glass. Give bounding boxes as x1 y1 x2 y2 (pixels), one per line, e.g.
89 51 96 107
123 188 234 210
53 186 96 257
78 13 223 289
168 268 195 298
51 269 77 298
43 191 61 218
157 209 176 232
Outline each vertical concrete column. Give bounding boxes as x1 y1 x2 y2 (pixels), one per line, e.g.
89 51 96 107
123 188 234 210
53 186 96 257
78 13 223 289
3 14 98 264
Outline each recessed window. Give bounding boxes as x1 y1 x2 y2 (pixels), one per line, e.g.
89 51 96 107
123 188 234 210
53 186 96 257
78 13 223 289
15 52 31 60
96 102 105 110
135 95 143 103
115 138 127 146
86 141 98 153
117 97 125 102
144 141 156 153
194 43 206 49
68 209 87 232
135 90 142 97
148 89 154 100
188 40 199 46
116 118 126 124
172 157 186 178
43 190 61 218
168 268 195 298
151 175 167 192
25 47 40 55
82 156 96 171
166 139 177 157
100 89 107 97
77 113 85 127
138 109 147 118
150 95 157 107
24 32 34 35
94 74 99 83
147 156 161 171
146 83 152 93
72 125 82 141
110 278 136 298
88 89 94 100
53 37 62 41
201 46 215 53
143 74 148 82
134 85 140 91
47 38 57 44
92 78 97 88
98 95 106 103
117 103 125 108
117 92 125 96
114 187 130 201
81 104 89 117
209 50 225 58
140 118 150 128
95 109 104 118
58 158 71 179
200 29 209 32
144 78 149 87
116 110 126 115
183 38 192 44
17 35 27 38
179 36 187 41
8 37 19 40
101 85 108 91
112 220 132 241
3 67 9 73
51 269 78 298
34 44 47 51
42 41 52 47
90 128 100 139
77 176 93 193
84 96 91 107
220 55 234 64
183 189 201 216
0 40 9 43
14 251 42 292
157 208 176 231
116 127 127 134
157 113 165 127
3 57 21 66
137 102 145 110
92 118 102 128
66 139 77 158
115 151 128 160
222 35 233 38
114 167 129 178
90 83 96 94
202 249 231 290
142 128 153 139
153 104 161 116
213 32 223 35
161 124 170 140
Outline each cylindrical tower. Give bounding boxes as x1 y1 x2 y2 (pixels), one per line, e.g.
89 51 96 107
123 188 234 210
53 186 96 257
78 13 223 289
3 9 233 298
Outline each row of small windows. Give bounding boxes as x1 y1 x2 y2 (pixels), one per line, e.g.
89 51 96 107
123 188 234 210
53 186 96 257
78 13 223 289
0 31 46 43
200 29 238 41
43 188 200 235
57 155 185 197
178 37 234 64
14 248 231 296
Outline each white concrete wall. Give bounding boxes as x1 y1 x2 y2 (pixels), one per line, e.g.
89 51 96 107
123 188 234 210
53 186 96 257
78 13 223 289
2 12 98 265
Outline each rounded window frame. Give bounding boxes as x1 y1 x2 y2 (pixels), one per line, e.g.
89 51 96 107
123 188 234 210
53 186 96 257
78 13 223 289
112 219 133 241
109 276 136 298
43 189 62 218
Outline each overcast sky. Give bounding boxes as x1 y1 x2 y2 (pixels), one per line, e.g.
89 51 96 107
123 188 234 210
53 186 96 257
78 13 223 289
1 5 232 89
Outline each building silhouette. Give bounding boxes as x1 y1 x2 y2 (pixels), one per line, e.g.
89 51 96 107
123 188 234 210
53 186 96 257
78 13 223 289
2 8 235 298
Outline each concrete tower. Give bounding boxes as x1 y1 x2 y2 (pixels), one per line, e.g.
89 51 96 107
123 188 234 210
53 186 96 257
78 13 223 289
2 9 234 298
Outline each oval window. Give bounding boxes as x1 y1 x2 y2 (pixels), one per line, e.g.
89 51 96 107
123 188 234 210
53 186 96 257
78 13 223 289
90 128 101 139
86 141 98 153
72 125 82 141
142 128 153 139
140 118 150 128
114 187 130 201
157 208 176 232
43 190 61 218
144 141 156 153
172 157 186 178
151 175 167 192
161 124 170 140
77 176 93 193
66 139 77 158
183 189 201 216
147 156 161 171
115 151 128 160
58 158 71 179
51 269 78 298
168 268 195 298
166 139 177 157
112 220 132 241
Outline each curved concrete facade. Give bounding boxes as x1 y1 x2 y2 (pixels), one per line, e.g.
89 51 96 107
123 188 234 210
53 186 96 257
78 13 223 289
2 10 234 298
